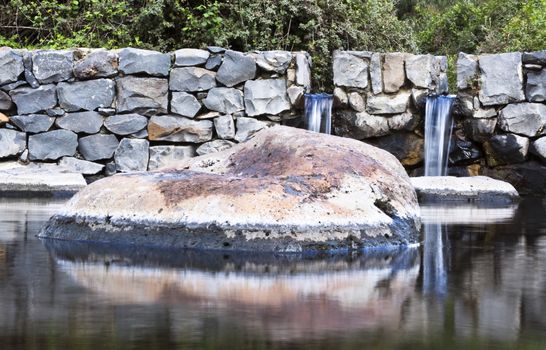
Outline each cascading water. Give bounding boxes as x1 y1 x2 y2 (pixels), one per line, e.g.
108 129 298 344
304 93 333 134
424 95 456 176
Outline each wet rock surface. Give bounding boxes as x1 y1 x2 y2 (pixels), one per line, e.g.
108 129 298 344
39 126 421 252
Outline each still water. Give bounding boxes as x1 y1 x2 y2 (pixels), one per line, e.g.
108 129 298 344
1 196 546 349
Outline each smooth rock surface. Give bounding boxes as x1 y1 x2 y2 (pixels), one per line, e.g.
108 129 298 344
59 157 105 175
174 49 209 67
216 50 256 87
204 87 244 114
148 115 213 143
55 111 104 134
10 114 55 133
243 79 291 116
411 176 518 203
32 50 73 83
78 134 119 161
104 113 148 135
0 163 86 194
114 138 149 172
498 103 546 137
170 67 216 92
118 48 171 77
170 92 201 118
479 53 525 106
28 130 78 160
57 79 115 112
333 51 368 88
0 129 26 158
39 126 421 252
10 85 57 114
148 145 196 170
116 76 168 115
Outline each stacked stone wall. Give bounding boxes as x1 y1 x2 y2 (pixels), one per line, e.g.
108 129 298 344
0 47 311 176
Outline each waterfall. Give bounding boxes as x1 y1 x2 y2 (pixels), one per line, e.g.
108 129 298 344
424 95 455 176
304 93 333 134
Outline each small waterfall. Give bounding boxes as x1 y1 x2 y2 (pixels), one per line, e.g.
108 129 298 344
304 93 333 134
424 95 455 176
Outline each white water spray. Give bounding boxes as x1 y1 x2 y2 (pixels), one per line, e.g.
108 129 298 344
304 93 333 134
424 95 456 176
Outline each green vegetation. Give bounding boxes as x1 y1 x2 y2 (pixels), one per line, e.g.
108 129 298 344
0 0 544 89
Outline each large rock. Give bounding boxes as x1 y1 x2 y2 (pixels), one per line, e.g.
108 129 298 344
10 85 57 114
170 92 201 118
243 79 291 116
148 115 213 143
196 139 236 155
498 103 546 137
39 126 421 252
55 111 104 134
0 49 24 85
32 50 73 83
0 129 26 158
255 51 292 73
483 134 529 166
114 138 149 172
405 54 435 89
382 53 407 93
456 52 478 90
28 130 78 160
526 69 545 102
295 53 311 89
59 157 105 175
148 145 196 170
530 137 546 162
214 114 235 139
204 87 244 114
410 176 518 203
216 50 256 87
78 134 119 161
169 67 217 92
173 49 209 67
57 79 116 112
333 51 369 88
74 49 118 79
368 132 424 166
366 91 410 115
10 114 55 133
234 117 270 142
104 113 148 135
479 53 525 106
335 110 389 139
116 76 168 115
118 48 171 77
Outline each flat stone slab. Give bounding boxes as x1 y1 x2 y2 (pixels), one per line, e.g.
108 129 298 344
411 176 519 203
40 126 421 253
0 162 87 196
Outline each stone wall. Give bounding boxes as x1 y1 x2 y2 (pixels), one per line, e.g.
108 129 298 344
332 50 448 168
454 50 546 194
0 47 311 176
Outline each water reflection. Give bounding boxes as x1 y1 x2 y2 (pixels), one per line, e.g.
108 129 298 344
423 223 448 296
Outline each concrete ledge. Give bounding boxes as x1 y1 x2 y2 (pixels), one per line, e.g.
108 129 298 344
0 162 87 196
410 176 519 203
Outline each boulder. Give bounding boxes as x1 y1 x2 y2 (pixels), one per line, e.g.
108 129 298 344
243 79 291 116
483 133 529 166
479 53 525 106
0 129 26 158
10 85 57 114
203 87 244 114
32 50 73 83
366 91 410 115
368 132 424 166
498 103 546 137
295 53 311 89
169 67 217 92
57 79 116 112
214 115 235 139
463 118 497 143
255 51 292 73
55 111 103 134
0 49 24 85
28 130 78 160
196 139 236 155
118 48 171 77
148 115 213 143
526 69 545 102
370 53 382 94
114 138 149 172
530 137 546 162
382 53 407 93
78 134 119 161
170 92 202 118
39 126 421 252
456 52 478 90
234 117 271 142
116 76 168 115
332 51 369 88
0 163 86 194
410 176 518 203
334 110 389 139
174 49 210 67
74 49 118 79
10 114 55 133
148 145 196 170
59 157 105 175
104 113 148 135
216 50 256 87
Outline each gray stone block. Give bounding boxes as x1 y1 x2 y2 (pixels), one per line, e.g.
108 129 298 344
115 138 149 172
530 137 546 163
118 48 171 77
255 51 292 73
32 50 73 84
498 103 546 137
213 114 235 139
526 69 545 102
10 85 57 114
59 157 105 175
11 114 55 133
116 76 168 115
0 129 26 158
382 53 408 93
0 49 24 85
484 134 529 166
0 90 12 110
456 52 478 90
148 115 213 143
479 52 525 106
170 92 201 118
74 49 119 79
234 117 270 142
55 111 104 134
169 67 217 92
333 51 369 88
366 91 410 115
205 54 223 70
174 49 210 66
216 50 256 87
295 53 311 89
104 113 148 135
58 79 116 112
243 79 291 116
203 87 244 114
78 134 119 161
196 139 236 155
28 130 78 160
148 145 196 170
